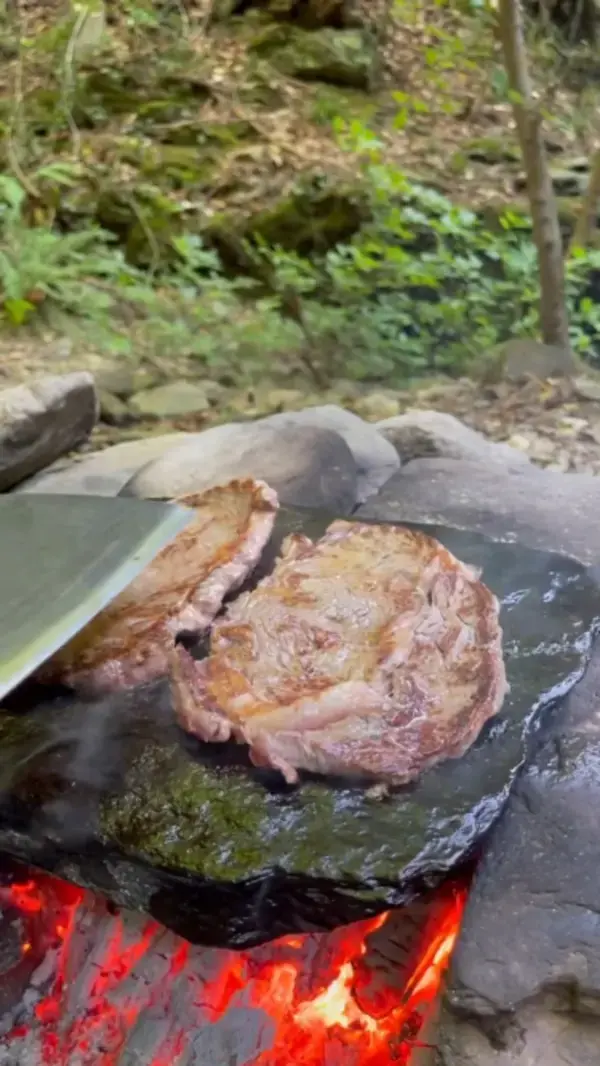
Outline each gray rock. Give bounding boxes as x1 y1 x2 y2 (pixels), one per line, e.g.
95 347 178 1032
488 338 578 383
574 375 600 403
438 1003 600 1066
93 364 159 399
264 404 399 501
129 381 211 419
0 372 98 492
376 410 530 468
250 25 378 90
98 390 132 426
437 642 600 1066
18 433 191 496
122 420 359 513
357 457 600 565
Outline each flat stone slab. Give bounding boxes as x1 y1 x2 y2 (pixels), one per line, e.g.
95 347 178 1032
0 507 597 948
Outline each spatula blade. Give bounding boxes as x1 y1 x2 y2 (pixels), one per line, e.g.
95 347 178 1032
0 494 192 700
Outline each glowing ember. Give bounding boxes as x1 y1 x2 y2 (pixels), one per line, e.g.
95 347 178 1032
0 869 468 1066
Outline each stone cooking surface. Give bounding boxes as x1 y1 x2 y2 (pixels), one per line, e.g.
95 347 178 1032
0 506 597 948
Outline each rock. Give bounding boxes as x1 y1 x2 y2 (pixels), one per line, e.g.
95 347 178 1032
255 387 308 413
574 374 600 402
98 390 132 427
250 25 378 89
129 381 211 419
462 136 521 164
437 641 600 1066
514 161 589 198
376 410 530 468
357 457 600 565
18 433 190 496
0 372 98 492
93 365 159 399
225 175 369 256
121 420 360 513
263 404 399 501
483 338 579 383
505 432 531 453
439 1002 600 1066
353 392 401 422
0 505 595 948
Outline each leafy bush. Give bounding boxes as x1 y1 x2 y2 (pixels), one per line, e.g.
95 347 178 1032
3 121 600 386
0 174 296 374
258 122 600 380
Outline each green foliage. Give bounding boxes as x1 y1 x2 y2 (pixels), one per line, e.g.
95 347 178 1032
257 121 600 379
0 172 297 374
4 149 600 384
0 173 130 331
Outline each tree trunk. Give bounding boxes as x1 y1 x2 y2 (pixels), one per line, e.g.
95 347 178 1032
497 0 571 350
569 147 600 254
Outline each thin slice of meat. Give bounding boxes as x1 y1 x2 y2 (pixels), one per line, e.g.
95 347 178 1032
40 478 278 695
171 520 508 786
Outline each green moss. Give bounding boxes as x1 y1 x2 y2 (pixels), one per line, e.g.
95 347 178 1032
120 143 219 187
100 744 270 878
244 175 370 253
462 136 521 164
99 740 399 884
92 182 183 266
448 150 468 175
159 118 255 148
250 25 378 90
310 84 377 126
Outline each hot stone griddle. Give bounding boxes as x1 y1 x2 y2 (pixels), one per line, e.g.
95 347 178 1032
0 506 598 948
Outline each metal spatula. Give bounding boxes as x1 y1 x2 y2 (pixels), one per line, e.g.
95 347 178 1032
0 494 192 700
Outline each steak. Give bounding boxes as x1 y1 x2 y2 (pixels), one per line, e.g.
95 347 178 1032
40 478 278 695
171 520 508 785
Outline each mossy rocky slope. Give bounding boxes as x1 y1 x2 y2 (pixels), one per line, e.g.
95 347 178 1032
2 0 596 275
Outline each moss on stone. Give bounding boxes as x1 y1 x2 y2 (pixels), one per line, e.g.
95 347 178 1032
462 136 521 164
100 744 275 879
310 84 377 125
159 118 255 148
250 24 378 89
243 175 370 252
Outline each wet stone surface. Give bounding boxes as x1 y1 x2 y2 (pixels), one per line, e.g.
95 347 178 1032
0 507 598 948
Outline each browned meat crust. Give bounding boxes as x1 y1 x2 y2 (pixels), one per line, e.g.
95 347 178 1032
40 479 278 694
171 520 508 786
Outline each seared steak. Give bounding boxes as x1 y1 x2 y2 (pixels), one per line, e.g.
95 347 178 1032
171 520 507 785
40 479 278 695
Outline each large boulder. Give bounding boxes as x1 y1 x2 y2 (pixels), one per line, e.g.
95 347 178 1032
0 373 98 492
263 404 399 500
122 405 399 507
482 338 579 383
376 410 530 468
121 419 360 513
437 643 600 1066
357 457 600 564
18 433 191 496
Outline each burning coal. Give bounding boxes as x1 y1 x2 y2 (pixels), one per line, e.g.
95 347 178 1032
0 868 467 1065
